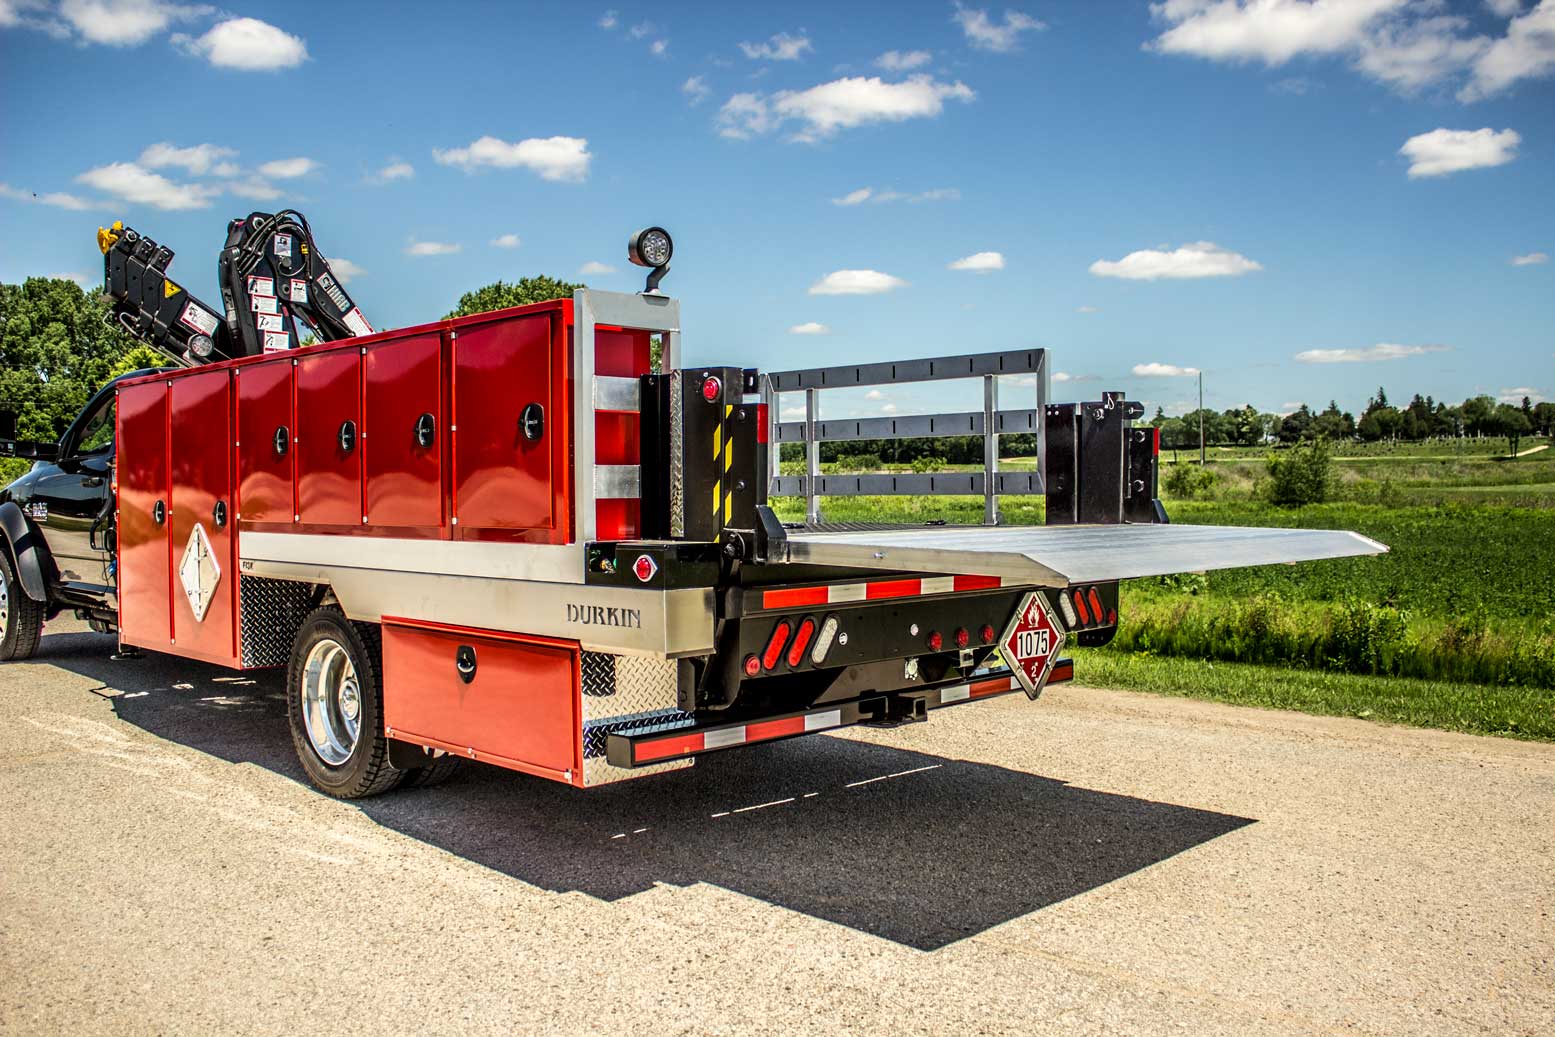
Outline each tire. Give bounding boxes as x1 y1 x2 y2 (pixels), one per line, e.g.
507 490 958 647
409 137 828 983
286 607 401 799
397 753 462 790
0 546 45 662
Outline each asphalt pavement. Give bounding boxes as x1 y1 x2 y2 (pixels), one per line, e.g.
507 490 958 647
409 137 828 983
2 617 1552 1035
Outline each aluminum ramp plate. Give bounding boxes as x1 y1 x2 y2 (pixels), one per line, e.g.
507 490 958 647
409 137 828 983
776 523 1386 587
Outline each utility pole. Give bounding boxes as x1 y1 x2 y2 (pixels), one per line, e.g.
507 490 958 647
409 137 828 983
1198 370 1205 466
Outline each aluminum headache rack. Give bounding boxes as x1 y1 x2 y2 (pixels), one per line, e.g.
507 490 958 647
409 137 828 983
762 348 1048 525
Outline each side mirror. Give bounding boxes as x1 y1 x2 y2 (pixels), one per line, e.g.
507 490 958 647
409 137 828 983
0 438 59 463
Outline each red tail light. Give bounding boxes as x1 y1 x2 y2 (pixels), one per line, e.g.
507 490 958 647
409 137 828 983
954 627 970 649
787 617 817 668
980 623 995 644
927 630 944 652
701 376 722 402
743 654 761 677
1073 588 1092 626
1088 587 1105 625
762 621 792 671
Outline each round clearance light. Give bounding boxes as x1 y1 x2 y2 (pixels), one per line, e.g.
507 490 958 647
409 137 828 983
955 627 971 649
632 554 658 582
926 630 944 652
628 226 673 268
980 623 996 644
701 375 722 403
743 654 762 678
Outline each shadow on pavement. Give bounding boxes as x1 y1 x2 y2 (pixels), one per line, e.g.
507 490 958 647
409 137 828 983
45 630 1255 951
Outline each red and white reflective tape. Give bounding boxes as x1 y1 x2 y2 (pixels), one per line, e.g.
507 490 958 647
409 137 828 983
635 709 844 764
760 574 1004 611
939 674 1021 703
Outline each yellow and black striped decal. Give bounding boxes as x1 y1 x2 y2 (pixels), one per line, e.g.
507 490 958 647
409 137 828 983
712 403 734 526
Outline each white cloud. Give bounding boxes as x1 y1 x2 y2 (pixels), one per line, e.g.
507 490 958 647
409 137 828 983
649 38 668 56
75 161 214 210
1355 14 1489 93
328 258 365 283
739 31 812 61
1076 305 1099 314
405 240 461 256
1497 387 1545 403
1293 342 1450 363
880 403 898 414
227 177 281 200
491 233 521 248
58 0 208 46
629 21 654 38
1511 251 1549 265
257 156 315 179
1147 0 1409 65
597 9 617 29
138 141 235 175
1400 127 1520 178
1052 371 1075 382
718 74 974 142
1090 241 1262 280
0 181 96 210
1133 362 1201 377
1463 0 1555 99
368 160 414 183
809 269 908 295
433 135 591 182
1487 0 1524 15
682 76 711 105
173 17 307 70
948 250 1005 272
876 49 932 71
832 185 960 204
52 271 94 286
954 4 1045 52
579 260 616 275
789 321 831 335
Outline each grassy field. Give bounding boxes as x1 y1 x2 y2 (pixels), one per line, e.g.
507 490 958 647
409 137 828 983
774 434 1555 740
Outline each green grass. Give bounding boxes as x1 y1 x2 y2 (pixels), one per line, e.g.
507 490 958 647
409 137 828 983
1072 651 1555 741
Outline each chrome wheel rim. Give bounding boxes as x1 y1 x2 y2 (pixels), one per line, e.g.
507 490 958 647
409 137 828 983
301 638 361 767
0 568 9 634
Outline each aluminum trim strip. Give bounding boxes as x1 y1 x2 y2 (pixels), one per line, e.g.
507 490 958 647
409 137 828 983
769 472 1043 497
594 375 641 412
595 465 641 499
772 408 1041 444
241 532 589 584
766 348 1046 391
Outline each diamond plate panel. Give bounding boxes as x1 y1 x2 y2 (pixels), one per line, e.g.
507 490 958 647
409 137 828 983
578 650 693 785
239 575 316 668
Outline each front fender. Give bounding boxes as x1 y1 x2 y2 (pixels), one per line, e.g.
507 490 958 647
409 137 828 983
0 501 51 602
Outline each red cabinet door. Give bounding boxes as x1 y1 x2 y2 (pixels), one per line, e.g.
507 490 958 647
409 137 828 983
115 380 170 649
296 347 362 527
169 370 236 666
235 358 295 525
364 333 442 529
381 622 578 780
452 314 557 534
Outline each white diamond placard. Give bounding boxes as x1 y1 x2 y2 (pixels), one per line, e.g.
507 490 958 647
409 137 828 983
179 522 221 622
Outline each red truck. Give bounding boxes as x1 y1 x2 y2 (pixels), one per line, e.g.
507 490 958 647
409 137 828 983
0 220 1385 798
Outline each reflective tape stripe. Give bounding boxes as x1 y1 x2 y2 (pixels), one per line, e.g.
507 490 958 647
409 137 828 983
703 726 747 750
803 709 842 731
940 685 971 704
758 575 1005 611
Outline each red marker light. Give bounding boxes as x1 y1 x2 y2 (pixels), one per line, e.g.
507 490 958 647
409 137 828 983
787 617 817 668
980 623 995 644
927 630 944 652
743 654 762 678
1088 587 1105 625
701 376 722 402
632 554 658 582
1107 607 1118 625
762 621 792 671
954 627 970 649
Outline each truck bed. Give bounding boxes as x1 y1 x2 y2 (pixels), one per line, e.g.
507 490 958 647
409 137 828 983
773 522 1385 586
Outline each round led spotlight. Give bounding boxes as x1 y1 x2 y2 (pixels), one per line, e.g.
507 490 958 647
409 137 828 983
188 333 215 359
628 226 673 269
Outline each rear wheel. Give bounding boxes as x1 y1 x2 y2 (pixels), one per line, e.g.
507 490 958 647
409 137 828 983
286 607 400 799
0 547 45 662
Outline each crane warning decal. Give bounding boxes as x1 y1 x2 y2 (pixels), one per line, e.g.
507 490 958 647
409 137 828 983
177 300 219 337
1000 591 1067 700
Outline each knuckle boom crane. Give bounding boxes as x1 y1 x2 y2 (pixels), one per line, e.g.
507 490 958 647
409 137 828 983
98 209 372 365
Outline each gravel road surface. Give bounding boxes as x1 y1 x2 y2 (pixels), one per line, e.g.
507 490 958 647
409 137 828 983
2 618 1551 1035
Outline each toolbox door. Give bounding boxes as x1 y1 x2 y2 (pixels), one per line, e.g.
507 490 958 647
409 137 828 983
451 313 559 537
364 332 443 530
235 357 295 525
296 347 362 527
115 379 171 649
168 370 237 666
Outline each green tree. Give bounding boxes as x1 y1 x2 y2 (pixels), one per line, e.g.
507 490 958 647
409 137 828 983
445 276 583 319
1277 404 1313 444
1266 439 1332 506
1312 400 1354 441
1461 395 1496 436
1 276 138 441
1532 401 1555 437
1494 403 1532 456
106 344 173 381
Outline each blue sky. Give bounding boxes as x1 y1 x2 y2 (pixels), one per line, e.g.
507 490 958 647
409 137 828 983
2 0 1551 420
